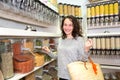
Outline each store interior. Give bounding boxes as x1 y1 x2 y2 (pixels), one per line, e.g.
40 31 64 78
0 0 120 80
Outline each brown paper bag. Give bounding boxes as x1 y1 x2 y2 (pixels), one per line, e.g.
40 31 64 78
67 57 104 80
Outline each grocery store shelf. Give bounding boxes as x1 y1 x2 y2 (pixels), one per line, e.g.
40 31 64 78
0 27 60 38
87 33 120 37
101 65 120 70
0 9 51 28
88 24 120 30
7 59 55 80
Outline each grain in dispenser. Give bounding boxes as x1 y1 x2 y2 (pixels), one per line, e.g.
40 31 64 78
113 0 119 25
58 3 64 16
67 4 72 15
91 4 95 26
99 2 105 26
87 4 92 26
104 1 109 25
63 3 68 16
95 3 100 26
109 1 114 25
71 4 75 16
0 39 14 79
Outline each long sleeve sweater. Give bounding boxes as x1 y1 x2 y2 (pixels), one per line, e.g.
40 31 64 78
47 36 90 80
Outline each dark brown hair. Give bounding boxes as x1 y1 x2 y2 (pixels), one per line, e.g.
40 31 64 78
61 15 83 39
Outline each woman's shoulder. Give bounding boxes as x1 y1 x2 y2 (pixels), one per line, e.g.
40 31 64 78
76 36 84 40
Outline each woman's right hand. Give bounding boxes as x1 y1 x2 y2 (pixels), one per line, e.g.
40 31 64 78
42 46 51 53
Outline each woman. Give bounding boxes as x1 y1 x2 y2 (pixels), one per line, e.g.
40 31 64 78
42 15 93 80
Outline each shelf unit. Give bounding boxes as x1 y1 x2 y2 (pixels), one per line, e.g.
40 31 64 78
87 32 120 37
101 65 120 70
0 9 50 28
7 59 55 80
0 27 60 38
86 1 120 72
87 24 120 29
0 0 60 80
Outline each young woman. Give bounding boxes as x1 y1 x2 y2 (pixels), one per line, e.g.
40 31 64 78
42 15 93 80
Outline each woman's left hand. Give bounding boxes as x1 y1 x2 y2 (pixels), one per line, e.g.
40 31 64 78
85 39 93 53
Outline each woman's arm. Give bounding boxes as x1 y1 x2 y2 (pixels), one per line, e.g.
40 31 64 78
42 46 57 59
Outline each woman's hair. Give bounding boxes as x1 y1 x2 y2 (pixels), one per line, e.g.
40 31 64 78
61 15 83 39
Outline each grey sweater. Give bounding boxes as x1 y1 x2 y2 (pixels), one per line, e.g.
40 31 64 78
47 37 90 80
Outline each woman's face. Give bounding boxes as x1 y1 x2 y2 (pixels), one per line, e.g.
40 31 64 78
63 18 73 36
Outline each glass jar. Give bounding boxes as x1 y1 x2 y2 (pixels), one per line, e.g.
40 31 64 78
0 39 14 79
63 3 68 16
58 3 64 16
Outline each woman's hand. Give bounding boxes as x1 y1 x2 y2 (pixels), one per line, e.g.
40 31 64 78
42 46 51 53
85 39 93 53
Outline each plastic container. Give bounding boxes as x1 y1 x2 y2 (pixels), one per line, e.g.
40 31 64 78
0 39 14 79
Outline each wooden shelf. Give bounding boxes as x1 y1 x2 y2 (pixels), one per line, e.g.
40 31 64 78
7 59 55 80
